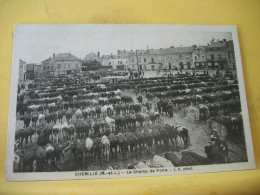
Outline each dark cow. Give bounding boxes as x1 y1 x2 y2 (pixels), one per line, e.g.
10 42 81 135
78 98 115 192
22 113 31 128
117 133 128 161
108 132 118 160
93 137 103 167
125 132 138 158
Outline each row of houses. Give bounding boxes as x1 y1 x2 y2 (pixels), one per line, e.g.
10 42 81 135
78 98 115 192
93 39 236 71
19 53 82 82
18 39 236 82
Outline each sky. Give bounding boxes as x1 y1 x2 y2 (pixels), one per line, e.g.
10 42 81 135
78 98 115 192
14 25 233 63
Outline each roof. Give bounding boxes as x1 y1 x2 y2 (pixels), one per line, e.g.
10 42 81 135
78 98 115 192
83 52 98 61
19 59 26 64
53 53 80 61
208 41 227 48
101 54 128 60
148 47 194 55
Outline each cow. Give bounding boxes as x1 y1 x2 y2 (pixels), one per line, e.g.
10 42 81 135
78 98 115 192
125 132 138 158
93 138 103 167
143 129 153 155
135 129 145 156
65 109 73 122
75 109 83 119
22 113 31 128
108 132 118 160
74 139 85 170
164 124 179 150
31 112 38 126
151 129 162 152
101 135 110 162
175 125 191 149
117 133 128 161
105 116 116 132
57 110 65 123
135 113 150 127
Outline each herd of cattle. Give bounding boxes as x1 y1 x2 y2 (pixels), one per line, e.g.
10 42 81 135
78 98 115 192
13 73 236 172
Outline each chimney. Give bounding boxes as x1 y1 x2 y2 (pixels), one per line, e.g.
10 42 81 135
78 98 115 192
147 45 149 51
97 52 100 57
124 49 126 54
53 53 55 59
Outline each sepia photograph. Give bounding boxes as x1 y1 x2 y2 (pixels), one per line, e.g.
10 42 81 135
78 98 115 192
6 24 255 181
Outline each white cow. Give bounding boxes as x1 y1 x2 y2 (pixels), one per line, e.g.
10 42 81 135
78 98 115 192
75 109 83 119
105 116 115 131
101 135 110 162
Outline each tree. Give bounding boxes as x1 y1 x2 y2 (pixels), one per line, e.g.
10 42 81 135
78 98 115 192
209 37 215 45
82 60 102 71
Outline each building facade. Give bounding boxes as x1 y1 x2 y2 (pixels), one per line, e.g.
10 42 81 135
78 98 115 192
205 39 236 70
42 53 82 76
25 64 35 79
42 57 54 77
34 63 43 78
127 47 194 71
192 46 206 68
101 54 129 70
18 59 27 82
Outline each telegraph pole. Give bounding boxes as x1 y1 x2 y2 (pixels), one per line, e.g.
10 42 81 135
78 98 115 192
136 49 140 78
136 49 141 93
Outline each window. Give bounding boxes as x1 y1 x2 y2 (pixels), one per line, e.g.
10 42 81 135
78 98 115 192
151 58 154 63
144 58 146 63
186 54 190 60
202 56 205 61
109 62 111 65
195 56 198 61
118 61 120 64
76 64 79 69
179 55 182 59
211 55 214 60
51 66 54 70
138 57 141 62
218 55 222 59
167 56 172 60
57 64 61 69
132 58 135 63
68 64 71 69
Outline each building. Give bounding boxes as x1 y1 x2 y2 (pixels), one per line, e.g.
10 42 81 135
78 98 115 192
18 59 27 82
226 41 236 69
42 57 54 77
42 53 82 76
34 63 43 78
25 64 35 79
83 52 101 62
127 46 194 71
192 45 207 69
205 39 236 70
101 54 129 70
